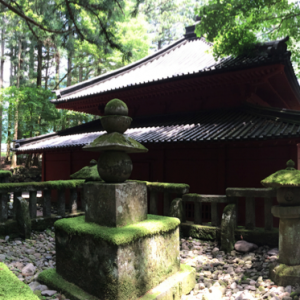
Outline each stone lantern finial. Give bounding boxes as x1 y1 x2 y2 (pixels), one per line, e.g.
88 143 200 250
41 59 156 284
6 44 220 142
82 98 148 183
286 159 295 170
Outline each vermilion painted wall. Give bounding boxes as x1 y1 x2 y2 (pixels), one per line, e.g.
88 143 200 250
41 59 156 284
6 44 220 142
42 139 300 228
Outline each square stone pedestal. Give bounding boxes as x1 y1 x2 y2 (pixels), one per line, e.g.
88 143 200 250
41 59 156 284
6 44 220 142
49 215 187 300
84 181 147 227
270 261 300 286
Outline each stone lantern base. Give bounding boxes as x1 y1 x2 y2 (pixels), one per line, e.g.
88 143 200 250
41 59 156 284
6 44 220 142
37 215 195 300
269 261 300 286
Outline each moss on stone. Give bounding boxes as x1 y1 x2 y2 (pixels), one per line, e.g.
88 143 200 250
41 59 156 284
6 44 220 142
261 160 300 187
129 180 189 193
180 223 220 240
38 268 98 300
261 169 300 187
0 179 84 191
39 264 194 300
0 262 39 300
0 170 12 178
54 214 180 246
84 132 148 153
105 99 128 116
70 165 102 182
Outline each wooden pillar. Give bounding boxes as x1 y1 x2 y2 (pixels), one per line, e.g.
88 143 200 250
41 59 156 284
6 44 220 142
29 191 37 219
57 189 65 217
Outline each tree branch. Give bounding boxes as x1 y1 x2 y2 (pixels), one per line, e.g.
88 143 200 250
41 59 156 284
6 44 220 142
0 0 74 34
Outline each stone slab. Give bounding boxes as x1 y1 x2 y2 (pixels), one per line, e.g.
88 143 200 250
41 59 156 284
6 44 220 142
84 181 147 227
272 205 300 218
139 264 195 300
180 223 220 241
38 265 195 300
55 215 180 300
269 261 300 286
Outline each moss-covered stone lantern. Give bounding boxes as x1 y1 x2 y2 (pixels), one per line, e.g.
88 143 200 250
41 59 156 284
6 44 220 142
37 99 195 300
83 98 148 183
261 159 300 285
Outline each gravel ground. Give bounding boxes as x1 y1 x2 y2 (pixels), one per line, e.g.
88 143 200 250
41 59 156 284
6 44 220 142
0 231 299 300
180 237 299 300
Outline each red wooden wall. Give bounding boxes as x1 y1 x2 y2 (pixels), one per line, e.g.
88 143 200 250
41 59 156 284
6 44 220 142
42 139 300 228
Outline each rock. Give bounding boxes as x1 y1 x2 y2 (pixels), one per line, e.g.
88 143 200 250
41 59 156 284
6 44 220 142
234 240 258 253
285 286 292 293
0 254 5 261
29 281 40 291
41 290 57 296
268 248 279 256
169 198 184 222
5 235 9 242
21 263 36 276
34 284 48 292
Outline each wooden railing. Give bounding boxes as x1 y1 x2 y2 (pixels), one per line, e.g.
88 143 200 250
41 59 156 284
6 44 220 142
0 180 84 222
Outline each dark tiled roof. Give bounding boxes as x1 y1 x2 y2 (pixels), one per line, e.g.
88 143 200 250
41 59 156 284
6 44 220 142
14 104 300 152
53 34 298 103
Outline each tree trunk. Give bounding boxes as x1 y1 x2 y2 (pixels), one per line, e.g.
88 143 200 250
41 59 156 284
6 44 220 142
55 50 60 88
45 46 50 89
0 25 5 168
67 52 72 87
11 38 22 168
37 41 42 87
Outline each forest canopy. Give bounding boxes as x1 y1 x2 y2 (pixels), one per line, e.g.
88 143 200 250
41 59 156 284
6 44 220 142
0 0 196 167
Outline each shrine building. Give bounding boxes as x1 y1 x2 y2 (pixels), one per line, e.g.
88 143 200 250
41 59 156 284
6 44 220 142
12 25 300 225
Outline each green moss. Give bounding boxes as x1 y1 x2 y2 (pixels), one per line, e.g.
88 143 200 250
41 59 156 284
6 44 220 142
85 132 148 153
38 269 98 300
0 179 84 191
55 214 180 246
261 159 300 187
129 180 189 193
0 170 12 178
70 165 102 182
0 262 39 300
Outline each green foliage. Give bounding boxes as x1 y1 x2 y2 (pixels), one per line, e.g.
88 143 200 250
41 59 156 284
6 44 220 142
195 0 300 76
1 86 57 138
54 214 180 246
0 262 40 300
140 0 196 50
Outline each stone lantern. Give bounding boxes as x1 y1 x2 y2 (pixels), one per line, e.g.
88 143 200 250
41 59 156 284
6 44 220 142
261 159 300 285
37 99 195 300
